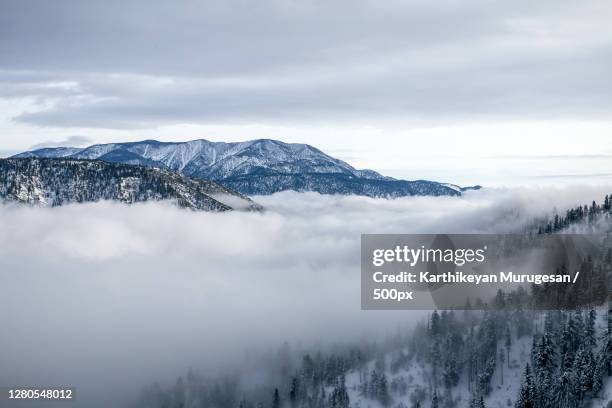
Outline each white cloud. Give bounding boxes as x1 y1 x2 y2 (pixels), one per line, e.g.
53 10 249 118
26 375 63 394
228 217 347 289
0 186 610 406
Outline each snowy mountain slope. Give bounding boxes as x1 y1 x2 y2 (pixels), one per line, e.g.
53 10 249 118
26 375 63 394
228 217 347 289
0 158 261 211
13 139 474 197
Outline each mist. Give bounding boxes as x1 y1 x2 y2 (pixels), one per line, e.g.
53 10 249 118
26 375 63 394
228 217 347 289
0 184 610 407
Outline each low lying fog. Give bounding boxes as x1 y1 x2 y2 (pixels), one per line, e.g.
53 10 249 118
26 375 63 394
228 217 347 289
0 184 609 407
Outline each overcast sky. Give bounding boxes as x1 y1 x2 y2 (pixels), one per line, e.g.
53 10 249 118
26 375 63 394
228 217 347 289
1 0 612 185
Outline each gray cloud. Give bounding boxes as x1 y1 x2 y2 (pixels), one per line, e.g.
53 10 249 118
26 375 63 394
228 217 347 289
29 135 93 149
1 0 611 128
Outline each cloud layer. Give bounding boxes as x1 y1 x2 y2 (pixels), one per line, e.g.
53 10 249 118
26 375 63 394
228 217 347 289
1 186 611 406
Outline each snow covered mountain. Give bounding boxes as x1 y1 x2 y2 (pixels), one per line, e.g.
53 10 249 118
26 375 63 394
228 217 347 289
0 158 261 211
14 139 478 197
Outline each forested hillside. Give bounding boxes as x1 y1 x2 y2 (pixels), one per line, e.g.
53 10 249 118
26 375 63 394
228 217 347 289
536 194 612 234
0 158 261 211
133 306 611 408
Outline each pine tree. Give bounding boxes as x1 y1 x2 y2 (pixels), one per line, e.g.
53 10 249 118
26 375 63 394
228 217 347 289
378 372 390 406
515 364 534 408
431 339 441 389
572 346 595 404
319 386 326 408
530 336 538 367
328 377 349 408
534 333 556 407
469 393 486 408
368 369 378 398
499 348 505 385
272 388 280 408
585 309 596 350
505 326 512 369
430 311 441 337
568 311 583 353
606 305 612 376
592 309 611 395
289 376 299 408
552 369 575 408
443 356 459 388
592 355 605 397
431 390 439 408
560 321 574 371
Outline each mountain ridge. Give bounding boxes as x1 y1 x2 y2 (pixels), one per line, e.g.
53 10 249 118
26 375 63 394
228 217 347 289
0 157 261 211
14 139 481 197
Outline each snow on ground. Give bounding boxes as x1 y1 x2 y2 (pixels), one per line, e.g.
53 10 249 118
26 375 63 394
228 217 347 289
590 375 612 408
336 307 612 408
482 336 532 408
335 335 537 408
